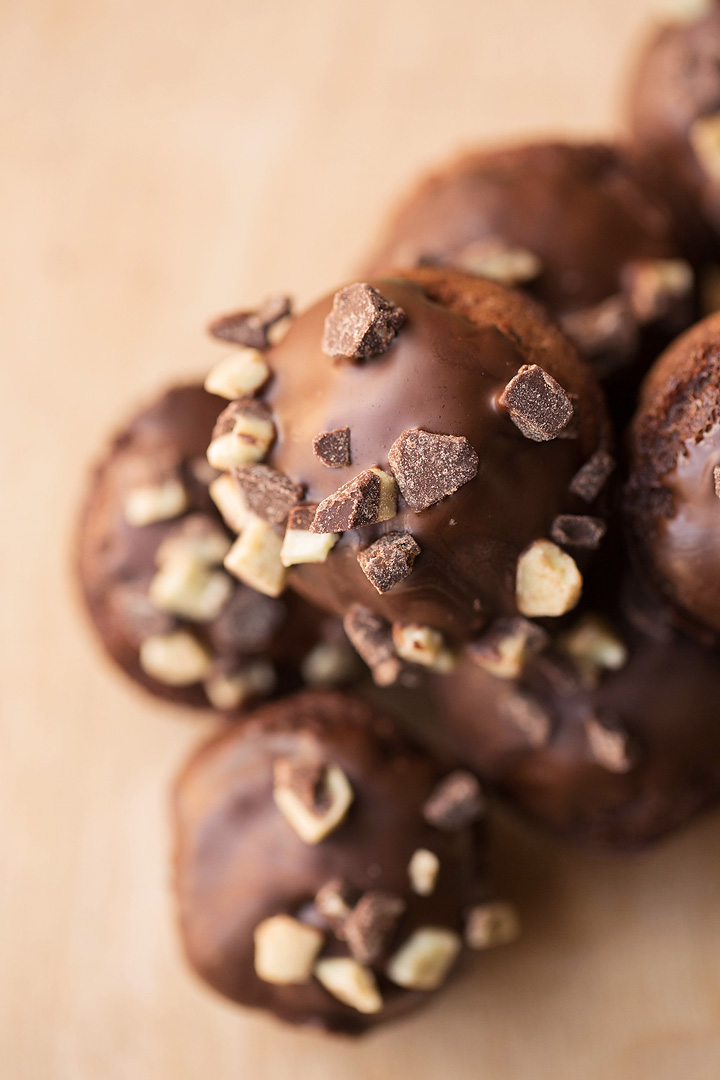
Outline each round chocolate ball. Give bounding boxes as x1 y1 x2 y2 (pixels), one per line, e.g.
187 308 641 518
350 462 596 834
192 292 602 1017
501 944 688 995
224 268 611 685
365 142 696 383
626 312 720 640
172 690 513 1034
76 384 352 710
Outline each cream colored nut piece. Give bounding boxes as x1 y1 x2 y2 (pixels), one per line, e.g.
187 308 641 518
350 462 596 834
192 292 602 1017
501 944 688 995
455 237 542 286
139 631 212 686
149 558 233 622
204 348 270 400
301 643 356 687
123 478 189 527
584 715 635 774
560 614 628 683
253 915 324 985
392 624 445 667
369 467 399 523
273 762 354 845
155 519 231 567
624 259 694 323
465 902 520 950
280 526 339 567
408 849 440 897
690 113 720 183
204 660 276 710
471 620 545 680
516 539 582 618
314 958 383 1014
224 516 287 597
209 473 252 535
386 927 462 991
206 412 276 470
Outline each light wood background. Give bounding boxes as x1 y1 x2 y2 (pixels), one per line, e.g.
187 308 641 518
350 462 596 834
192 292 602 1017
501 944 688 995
4 1 720 1077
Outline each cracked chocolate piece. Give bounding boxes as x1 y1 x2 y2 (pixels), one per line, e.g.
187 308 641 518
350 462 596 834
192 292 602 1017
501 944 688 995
311 468 396 533
343 891 407 965
342 605 401 686
287 504 318 532
357 532 421 594
550 514 607 550
208 295 292 349
321 283 405 362
569 449 615 502
388 429 478 512
234 464 303 525
499 364 574 442
312 427 351 468
584 714 636 774
423 771 485 830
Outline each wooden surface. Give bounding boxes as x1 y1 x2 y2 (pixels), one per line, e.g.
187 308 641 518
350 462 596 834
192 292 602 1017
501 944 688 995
4 1 720 1077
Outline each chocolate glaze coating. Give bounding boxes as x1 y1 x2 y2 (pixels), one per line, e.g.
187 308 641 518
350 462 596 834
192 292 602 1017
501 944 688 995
626 312 720 640
365 142 695 385
76 384 333 709
262 268 610 644
172 691 491 1034
432 580 720 849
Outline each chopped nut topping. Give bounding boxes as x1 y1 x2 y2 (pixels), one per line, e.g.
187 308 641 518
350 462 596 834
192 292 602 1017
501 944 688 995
516 539 582 618
343 606 402 686
584 714 636 774
208 295 291 349
321 283 405 362
223 517 287 597
312 427 351 468
408 849 440 896
314 958 383 1014
392 623 446 668
273 759 354 844
311 468 397 533
499 364 574 442
559 614 628 685
451 236 542 285
560 296 638 359
124 478 189 527
465 902 520 950
498 691 552 748
569 449 615 502
423 771 485 830
204 660 276 711
358 532 421 593
623 259 694 323
207 400 275 469
253 915 323 985
301 642 356 687
155 514 231 567
209 473 252 534
234 464 303 525
203 348 270 400
149 557 233 622
468 617 548 679
280 505 338 566
714 465 720 499
386 928 462 991
388 429 478 511
314 879 357 936
344 891 406 965
139 631 212 686
690 113 720 183
550 513 606 550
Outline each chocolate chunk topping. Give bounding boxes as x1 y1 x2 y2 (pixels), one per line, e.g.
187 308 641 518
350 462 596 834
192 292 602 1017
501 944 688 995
423 771 485 830
286 504 318 532
714 465 720 499
311 469 395 533
207 585 285 654
321 283 405 362
312 427 351 468
208 295 292 349
233 464 303 525
569 449 615 503
343 891 407 965
499 692 552 749
212 398 274 440
314 879 359 937
584 714 637 774
550 514 607 550
499 364 574 442
343 605 401 686
387 429 479 512
357 532 421 593
274 758 332 813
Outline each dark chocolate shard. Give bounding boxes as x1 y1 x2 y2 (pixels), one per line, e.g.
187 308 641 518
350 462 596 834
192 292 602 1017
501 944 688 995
550 514 607 550
343 605 401 686
312 426 351 468
499 364 574 442
314 879 359 937
569 449 615 503
208 294 292 349
498 691 552 749
343 891 407 965
207 585 285 654
584 714 637 774
357 531 421 593
311 468 396 533
423 771 485 830
321 283 405 362
286 503 318 532
388 429 478 512
233 464 303 525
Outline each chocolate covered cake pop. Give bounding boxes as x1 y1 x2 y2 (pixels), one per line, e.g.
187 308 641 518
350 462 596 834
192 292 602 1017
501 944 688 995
172 690 517 1033
431 577 720 849
76 384 354 710
365 142 696 382
209 268 611 686
626 312 720 640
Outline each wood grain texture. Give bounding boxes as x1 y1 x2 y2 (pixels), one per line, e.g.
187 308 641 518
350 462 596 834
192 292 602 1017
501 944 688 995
3 1 720 1077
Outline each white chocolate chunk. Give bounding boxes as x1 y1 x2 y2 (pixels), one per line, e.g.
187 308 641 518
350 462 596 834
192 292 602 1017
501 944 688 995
149 558 233 622
253 915 324 985
206 412 276 469
273 762 354 845
314 958 383 1014
386 928 462 991
123 479 189 527
139 631 211 686
224 517 287 597
516 539 582 618
465 902 520 950
280 526 339 567
204 349 270 400
204 660 276 710
408 849 440 896
209 473 252 535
